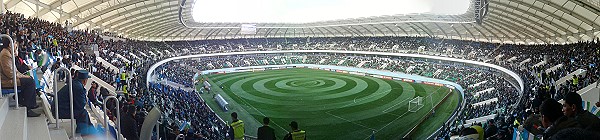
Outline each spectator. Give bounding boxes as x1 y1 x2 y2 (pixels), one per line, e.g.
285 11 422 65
52 70 94 134
458 127 480 140
257 117 276 140
229 112 245 140
549 128 600 140
484 120 497 139
284 121 305 140
0 39 40 117
562 92 600 132
540 99 578 139
87 81 101 106
121 105 140 140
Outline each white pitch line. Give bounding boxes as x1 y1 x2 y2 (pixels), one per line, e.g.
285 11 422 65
214 78 291 133
382 98 412 113
326 112 377 131
380 88 417 113
365 86 445 140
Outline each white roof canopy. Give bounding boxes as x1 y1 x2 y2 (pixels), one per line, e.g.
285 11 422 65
3 0 600 44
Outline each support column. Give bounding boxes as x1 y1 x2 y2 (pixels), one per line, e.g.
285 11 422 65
1 0 5 14
36 0 38 18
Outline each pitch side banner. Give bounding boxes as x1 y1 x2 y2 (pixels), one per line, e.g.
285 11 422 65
371 75 384 78
236 69 252 72
349 71 365 76
402 79 414 82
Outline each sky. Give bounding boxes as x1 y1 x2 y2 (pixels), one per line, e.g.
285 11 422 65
192 0 471 23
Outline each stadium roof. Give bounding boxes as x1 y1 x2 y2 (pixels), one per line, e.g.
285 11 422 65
2 0 600 44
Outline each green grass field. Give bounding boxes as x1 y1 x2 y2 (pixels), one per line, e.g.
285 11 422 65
197 68 459 140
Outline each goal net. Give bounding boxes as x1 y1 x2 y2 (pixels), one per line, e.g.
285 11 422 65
408 96 424 112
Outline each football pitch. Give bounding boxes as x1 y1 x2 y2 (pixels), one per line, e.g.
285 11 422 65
198 68 460 140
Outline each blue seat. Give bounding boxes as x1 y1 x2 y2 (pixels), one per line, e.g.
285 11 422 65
31 70 42 90
1 89 21 96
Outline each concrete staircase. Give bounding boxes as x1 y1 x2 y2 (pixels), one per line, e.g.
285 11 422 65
0 65 74 140
0 96 70 140
96 57 120 73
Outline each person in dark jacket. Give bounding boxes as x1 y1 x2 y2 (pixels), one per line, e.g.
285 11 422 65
121 105 139 140
15 51 30 74
540 99 578 139
562 92 600 132
484 120 497 139
51 70 93 134
257 117 276 140
87 81 100 106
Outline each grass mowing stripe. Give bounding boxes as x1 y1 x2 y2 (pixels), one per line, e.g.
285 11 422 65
204 68 458 139
219 78 291 134
368 86 444 140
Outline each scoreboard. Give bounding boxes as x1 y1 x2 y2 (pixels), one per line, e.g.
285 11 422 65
240 24 257 34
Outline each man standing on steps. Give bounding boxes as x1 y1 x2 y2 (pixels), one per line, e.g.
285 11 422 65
229 112 245 140
257 117 276 140
284 121 306 140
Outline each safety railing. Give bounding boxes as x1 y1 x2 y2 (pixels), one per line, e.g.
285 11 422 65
103 96 121 140
156 117 161 139
0 35 19 109
52 67 74 137
140 107 161 140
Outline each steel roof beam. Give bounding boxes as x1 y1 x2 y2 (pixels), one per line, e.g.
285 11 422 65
491 1 569 36
536 0 599 30
96 1 175 26
488 12 551 43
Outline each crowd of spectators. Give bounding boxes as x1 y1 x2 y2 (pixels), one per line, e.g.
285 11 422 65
148 82 228 139
3 9 600 140
154 62 196 87
157 36 600 139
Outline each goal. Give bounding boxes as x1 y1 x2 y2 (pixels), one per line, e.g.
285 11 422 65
408 96 424 112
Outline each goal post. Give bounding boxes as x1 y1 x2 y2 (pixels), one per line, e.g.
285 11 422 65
408 96 424 112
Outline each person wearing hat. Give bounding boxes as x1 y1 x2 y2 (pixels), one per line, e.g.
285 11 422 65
284 121 305 140
52 69 94 134
229 112 245 140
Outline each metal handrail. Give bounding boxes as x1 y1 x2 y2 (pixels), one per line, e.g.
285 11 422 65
103 96 121 140
176 134 185 140
52 67 74 137
0 35 19 109
156 117 161 140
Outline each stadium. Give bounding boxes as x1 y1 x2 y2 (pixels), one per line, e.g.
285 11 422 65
0 0 599 140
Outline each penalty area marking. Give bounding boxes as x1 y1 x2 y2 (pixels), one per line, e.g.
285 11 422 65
365 86 445 140
326 112 377 131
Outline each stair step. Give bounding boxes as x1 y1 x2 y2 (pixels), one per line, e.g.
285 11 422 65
27 114 52 140
49 129 69 140
0 97 9 128
0 108 27 140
